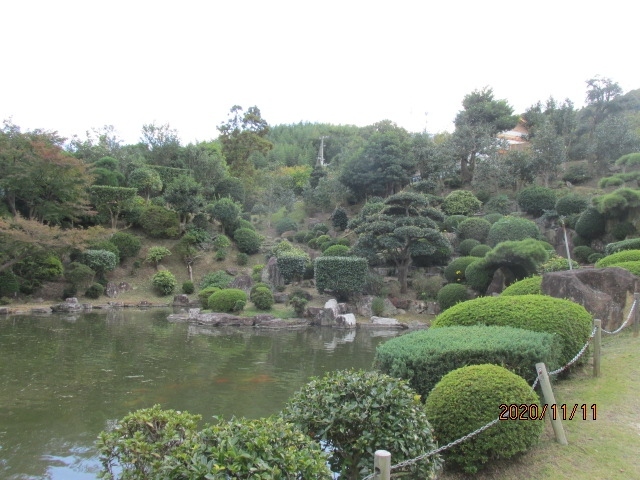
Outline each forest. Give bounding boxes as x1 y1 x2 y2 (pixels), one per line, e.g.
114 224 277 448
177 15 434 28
1 76 639 303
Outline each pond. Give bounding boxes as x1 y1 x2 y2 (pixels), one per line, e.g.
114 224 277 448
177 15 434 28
0 308 403 479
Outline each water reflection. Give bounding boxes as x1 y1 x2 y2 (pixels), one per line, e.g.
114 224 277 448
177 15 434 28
0 310 403 479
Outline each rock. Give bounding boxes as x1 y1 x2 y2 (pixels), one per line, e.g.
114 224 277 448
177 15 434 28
425 302 440 315
370 316 399 326
188 308 200 319
486 267 516 296
82 304 92 310
280 230 297 239
541 267 639 331
230 275 253 292
354 296 399 317
225 268 238 276
31 307 51 314
274 292 289 303
263 256 283 286
407 300 426 314
106 282 131 298
0 307 10 315
192 312 255 327
173 294 190 305
51 301 83 312
137 300 152 307
65 297 78 304
335 313 356 328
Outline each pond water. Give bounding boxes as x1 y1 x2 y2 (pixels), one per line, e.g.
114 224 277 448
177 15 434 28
0 308 402 479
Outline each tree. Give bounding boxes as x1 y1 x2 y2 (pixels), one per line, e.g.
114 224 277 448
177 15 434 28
89 186 137 229
583 76 623 169
350 192 451 293
140 122 183 168
164 174 204 227
127 166 163 201
217 105 273 181
530 119 566 186
208 197 241 235
453 87 519 184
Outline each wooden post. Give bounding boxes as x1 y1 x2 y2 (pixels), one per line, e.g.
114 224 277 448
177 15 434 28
535 362 568 445
634 293 640 338
593 319 601 377
374 450 391 480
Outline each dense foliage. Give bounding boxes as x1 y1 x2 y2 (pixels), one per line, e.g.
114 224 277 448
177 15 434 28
456 217 491 243
425 364 544 473
436 283 470 311
314 256 368 300
595 249 640 267
375 325 562 398
208 288 247 312
282 369 441 479
486 216 540 246
500 275 543 296
431 295 593 365
604 238 640 255
516 186 557 217
441 190 482 215
151 270 177 296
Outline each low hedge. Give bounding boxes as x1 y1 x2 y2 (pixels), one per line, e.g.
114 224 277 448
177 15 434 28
431 295 592 366
604 238 640 256
374 325 562 398
425 364 544 473
595 249 640 268
500 276 543 296
208 288 247 312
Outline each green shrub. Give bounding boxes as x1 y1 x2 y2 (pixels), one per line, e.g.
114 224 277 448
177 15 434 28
588 252 605 263
331 207 349 231
595 249 640 267
444 256 477 283
81 249 118 276
293 230 309 243
215 249 227 261
85 282 105 299
516 186 557 217
375 325 561 399
62 284 77 299
89 240 121 265
233 227 263 254
251 286 274 310
604 238 640 255
163 417 332 479
96 405 201 480
314 256 368 301
289 296 309 316
212 234 231 250
611 221 637 241
501 276 543 296
64 262 95 289
199 270 233 289
277 249 310 284
282 369 441 479
425 364 544 473
197 286 220 306
458 238 481 256
442 190 482 216
251 264 264 282
208 288 247 312
235 252 248 266
575 207 606 240
469 244 491 257
181 281 194 294
431 295 593 365
311 223 329 235
412 275 444 300
484 212 504 224
322 244 350 257
601 261 640 275
436 283 470 310
555 193 588 216
0 271 20 297
152 270 177 296
275 216 298 235
573 245 595 264
109 231 142 260
562 162 591 184
457 217 491 243
537 254 579 273
484 195 513 215
250 282 271 297
145 246 172 268
140 205 180 238
442 214 467 233
371 296 385 316
486 216 540 246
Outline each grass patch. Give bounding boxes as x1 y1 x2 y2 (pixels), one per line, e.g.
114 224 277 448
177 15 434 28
438 329 640 479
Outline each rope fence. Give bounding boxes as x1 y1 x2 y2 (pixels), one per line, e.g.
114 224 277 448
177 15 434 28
363 295 640 480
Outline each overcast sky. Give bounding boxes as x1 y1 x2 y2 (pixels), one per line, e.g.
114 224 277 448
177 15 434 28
2 0 637 146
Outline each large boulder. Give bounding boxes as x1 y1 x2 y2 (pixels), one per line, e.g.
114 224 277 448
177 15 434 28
541 267 639 331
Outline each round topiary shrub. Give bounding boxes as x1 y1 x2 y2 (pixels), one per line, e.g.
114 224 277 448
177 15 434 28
275 217 298 235
469 244 491 257
235 252 249 266
331 207 349 231
431 295 592 365
516 186 557 217
233 227 263 254
425 364 543 473
442 214 467 233
109 231 142 260
197 286 220 306
555 193 588 217
572 245 595 264
181 281 195 294
322 244 350 257
595 249 640 268
458 238 480 256
140 205 180 238
371 296 385 316
500 276 542 296
436 283 470 311
442 190 482 216
484 195 513 215
483 212 504 224
457 217 491 243
208 288 247 312
250 286 274 310
575 207 606 240
85 282 105 299
444 256 478 283
486 216 540 247
152 270 177 296
282 369 441 479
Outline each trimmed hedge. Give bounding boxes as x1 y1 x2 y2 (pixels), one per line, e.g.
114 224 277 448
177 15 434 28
457 217 491 243
604 238 640 256
486 216 540 247
110 231 142 260
575 207 606 240
276 249 309 284
425 364 543 473
442 190 482 216
314 256 368 300
444 256 478 283
500 276 543 296
555 193 588 217
436 283 470 311
208 288 247 312
595 249 640 267
375 325 562 398
431 295 593 366
516 186 556 217
233 227 263 254
469 244 491 257
458 238 480 256
250 286 274 310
